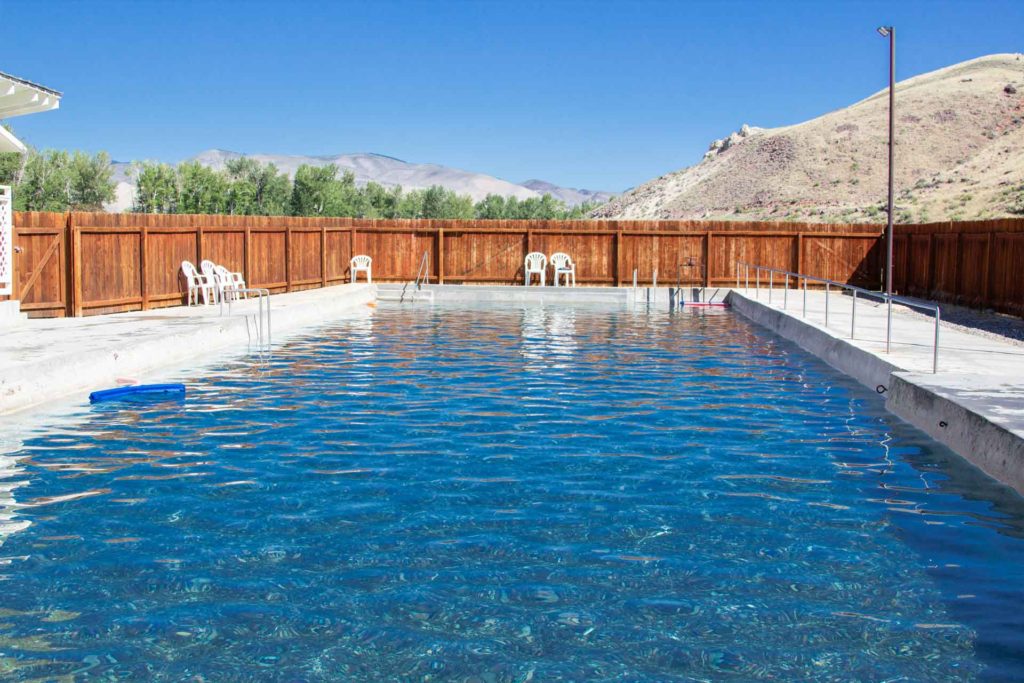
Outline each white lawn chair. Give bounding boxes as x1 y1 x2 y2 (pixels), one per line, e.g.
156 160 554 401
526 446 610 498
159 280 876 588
181 260 216 306
524 252 547 286
214 263 247 301
351 255 372 283
550 252 576 287
200 260 229 304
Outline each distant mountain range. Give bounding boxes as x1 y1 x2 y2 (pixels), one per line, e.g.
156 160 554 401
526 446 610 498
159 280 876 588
108 150 617 212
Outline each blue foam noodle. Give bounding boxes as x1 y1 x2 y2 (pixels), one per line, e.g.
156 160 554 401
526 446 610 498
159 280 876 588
88 383 186 404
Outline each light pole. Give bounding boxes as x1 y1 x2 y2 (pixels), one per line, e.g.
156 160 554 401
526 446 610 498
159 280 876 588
878 25 895 353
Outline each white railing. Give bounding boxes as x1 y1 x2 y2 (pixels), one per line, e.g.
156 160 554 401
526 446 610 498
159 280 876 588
0 186 11 296
220 287 272 350
736 262 941 373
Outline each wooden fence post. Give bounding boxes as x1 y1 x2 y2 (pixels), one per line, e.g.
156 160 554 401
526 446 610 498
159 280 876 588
285 225 292 292
705 230 712 288
610 228 618 284
953 231 962 305
64 213 74 317
983 231 995 309
349 227 355 280
244 226 251 288
438 227 445 284
71 220 83 317
926 233 935 299
320 226 327 288
140 227 149 310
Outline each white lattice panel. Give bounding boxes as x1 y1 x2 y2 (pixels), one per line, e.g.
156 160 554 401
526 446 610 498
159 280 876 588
0 186 11 296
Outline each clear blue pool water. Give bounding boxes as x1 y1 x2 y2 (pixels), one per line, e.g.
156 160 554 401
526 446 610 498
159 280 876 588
1 305 1023 681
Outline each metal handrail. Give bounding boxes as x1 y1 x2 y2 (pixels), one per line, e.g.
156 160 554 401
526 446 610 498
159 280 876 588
414 250 430 290
735 262 940 373
221 287 272 349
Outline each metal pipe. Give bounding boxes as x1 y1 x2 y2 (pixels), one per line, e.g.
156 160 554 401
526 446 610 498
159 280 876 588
783 273 788 309
933 307 940 373
756 268 760 299
887 297 893 353
879 26 896 339
802 276 807 317
825 282 830 327
769 270 773 304
851 290 857 339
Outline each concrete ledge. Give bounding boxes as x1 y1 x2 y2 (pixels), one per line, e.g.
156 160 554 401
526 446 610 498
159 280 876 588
377 283 632 306
727 290 900 390
888 374 1024 493
0 284 375 416
376 283 731 307
727 289 1024 495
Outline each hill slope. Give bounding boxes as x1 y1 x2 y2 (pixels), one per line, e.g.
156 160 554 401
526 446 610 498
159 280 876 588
109 151 615 211
593 54 1024 223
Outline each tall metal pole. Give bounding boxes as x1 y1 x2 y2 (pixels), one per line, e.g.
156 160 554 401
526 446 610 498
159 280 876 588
879 26 896 353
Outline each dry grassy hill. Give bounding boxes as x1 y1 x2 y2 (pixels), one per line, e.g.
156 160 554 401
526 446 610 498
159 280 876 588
593 54 1024 223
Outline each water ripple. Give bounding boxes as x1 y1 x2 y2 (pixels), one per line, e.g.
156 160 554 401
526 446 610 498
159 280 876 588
0 304 1021 681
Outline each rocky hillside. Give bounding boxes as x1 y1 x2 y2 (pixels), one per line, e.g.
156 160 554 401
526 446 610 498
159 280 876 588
594 54 1024 223
109 151 615 212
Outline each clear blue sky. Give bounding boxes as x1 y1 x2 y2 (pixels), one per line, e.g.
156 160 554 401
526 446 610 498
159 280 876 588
3 0 1022 191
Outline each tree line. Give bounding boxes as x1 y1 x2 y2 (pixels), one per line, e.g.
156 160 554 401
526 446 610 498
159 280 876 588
0 143 601 219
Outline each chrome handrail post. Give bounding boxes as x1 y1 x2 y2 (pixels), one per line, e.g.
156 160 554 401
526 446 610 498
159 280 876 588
933 307 940 373
783 273 788 309
802 276 807 317
851 289 857 339
825 282 830 327
886 296 893 353
769 270 773 304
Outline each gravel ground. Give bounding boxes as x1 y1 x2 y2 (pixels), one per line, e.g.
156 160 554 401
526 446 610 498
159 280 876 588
893 300 1024 347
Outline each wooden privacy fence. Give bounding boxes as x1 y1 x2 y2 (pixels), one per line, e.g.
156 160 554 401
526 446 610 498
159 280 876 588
4 212 888 317
894 218 1024 317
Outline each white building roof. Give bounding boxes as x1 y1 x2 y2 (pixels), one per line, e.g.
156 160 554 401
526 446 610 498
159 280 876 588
0 70 62 153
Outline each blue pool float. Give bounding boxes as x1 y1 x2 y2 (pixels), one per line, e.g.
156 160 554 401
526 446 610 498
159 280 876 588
89 383 186 404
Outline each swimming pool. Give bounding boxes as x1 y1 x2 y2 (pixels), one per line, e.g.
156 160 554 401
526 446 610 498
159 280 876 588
1 304 1022 680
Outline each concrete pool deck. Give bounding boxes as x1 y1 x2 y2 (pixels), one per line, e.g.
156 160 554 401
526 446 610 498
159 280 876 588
0 283 375 416
729 288 1024 495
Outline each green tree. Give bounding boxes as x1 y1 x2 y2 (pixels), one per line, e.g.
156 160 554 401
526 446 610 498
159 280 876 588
474 194 508 219
224 158 290 215
176 161 227 214
68 151 116 210
133 161 178 213
335 170 367 217
290 164 341 216
16 150 71 211
362 181 400 218
0 126 25 188
418 185 474 219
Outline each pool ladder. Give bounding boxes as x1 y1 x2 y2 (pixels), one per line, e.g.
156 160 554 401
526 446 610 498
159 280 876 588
219 287 272 352
398 251 434 303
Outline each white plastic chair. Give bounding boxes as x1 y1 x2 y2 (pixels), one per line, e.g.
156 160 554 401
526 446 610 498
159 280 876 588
200 260 228 304
214 263 247 301
181 260 216 306
351 255 372 283
524 252 547 286
550 252 576 287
